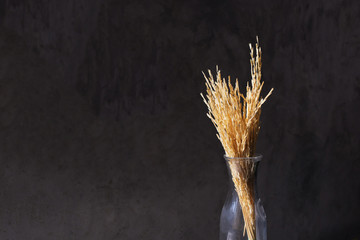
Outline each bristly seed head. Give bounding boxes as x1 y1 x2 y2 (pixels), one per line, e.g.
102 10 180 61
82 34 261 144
201 37 273 158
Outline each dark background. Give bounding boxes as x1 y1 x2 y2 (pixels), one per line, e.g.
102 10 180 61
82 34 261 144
0 0 359 239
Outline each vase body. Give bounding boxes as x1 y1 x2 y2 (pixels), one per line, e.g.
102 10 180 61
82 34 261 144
219 155 267 240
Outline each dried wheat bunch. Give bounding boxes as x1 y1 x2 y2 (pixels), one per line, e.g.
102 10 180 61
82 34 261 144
201 37 273 240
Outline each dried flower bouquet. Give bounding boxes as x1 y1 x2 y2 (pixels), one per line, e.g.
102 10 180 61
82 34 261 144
201 37 273 240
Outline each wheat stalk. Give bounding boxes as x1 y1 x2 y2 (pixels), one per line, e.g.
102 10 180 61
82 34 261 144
201 37 273 240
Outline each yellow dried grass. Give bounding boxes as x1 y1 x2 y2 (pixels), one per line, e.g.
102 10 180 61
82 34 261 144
201 37 273 240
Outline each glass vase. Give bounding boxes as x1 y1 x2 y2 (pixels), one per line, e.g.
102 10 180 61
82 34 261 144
219 155 267 240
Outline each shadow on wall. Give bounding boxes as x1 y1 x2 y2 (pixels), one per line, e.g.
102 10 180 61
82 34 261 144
318 225 359 240
0 0 5 24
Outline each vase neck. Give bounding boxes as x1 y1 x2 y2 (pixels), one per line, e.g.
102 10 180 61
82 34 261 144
224 155 262 198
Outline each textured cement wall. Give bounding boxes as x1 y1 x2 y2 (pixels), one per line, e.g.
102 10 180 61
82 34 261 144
0 0 359 239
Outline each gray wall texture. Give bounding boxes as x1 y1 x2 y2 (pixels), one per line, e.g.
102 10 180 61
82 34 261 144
0 0 359 239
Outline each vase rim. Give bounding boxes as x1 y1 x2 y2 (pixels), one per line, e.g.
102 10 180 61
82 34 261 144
224 153 262 162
